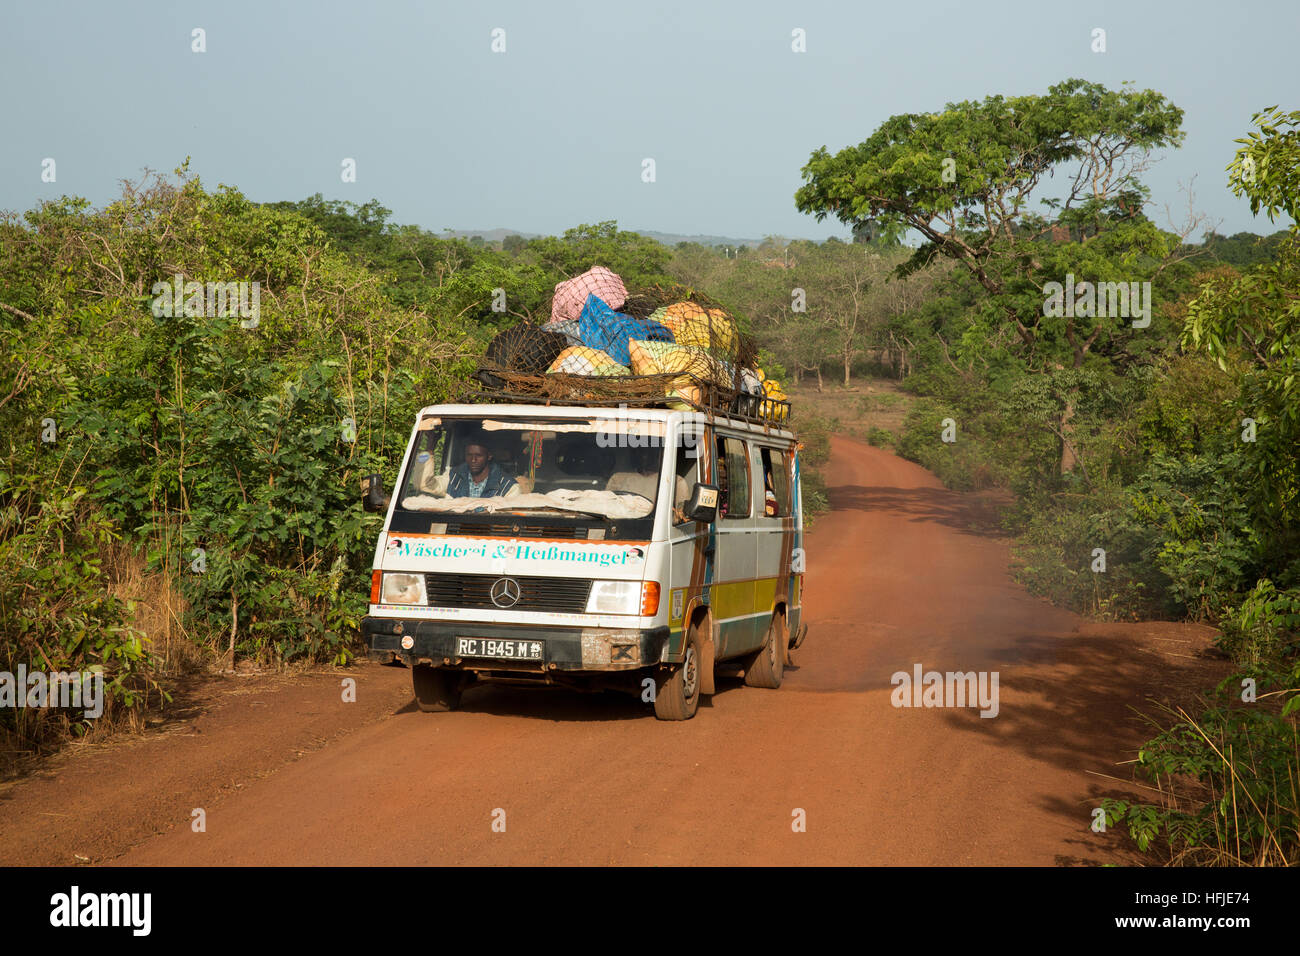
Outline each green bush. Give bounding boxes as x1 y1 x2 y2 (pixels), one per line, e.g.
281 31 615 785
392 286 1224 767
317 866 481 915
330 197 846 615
1100 693 1299 865
896 400 1006 491
1125 453 1261 620
864 426 895 448
788 410 832 523
1218 579 1300 667
800 468 830 524
0 473 164 752
792 411 833 468
1010 451 1263 620
1010 483 1159 618
1 172 472 670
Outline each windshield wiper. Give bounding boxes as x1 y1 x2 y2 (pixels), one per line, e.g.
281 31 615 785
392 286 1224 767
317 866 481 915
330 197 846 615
506 505 610 520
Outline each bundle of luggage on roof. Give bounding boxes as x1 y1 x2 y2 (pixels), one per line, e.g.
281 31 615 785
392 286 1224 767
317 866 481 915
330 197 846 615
476 266 789 420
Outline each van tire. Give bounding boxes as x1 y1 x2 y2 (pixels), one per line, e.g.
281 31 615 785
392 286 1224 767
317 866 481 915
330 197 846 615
413 665 461 712
653 627 702 721
744 611 785 689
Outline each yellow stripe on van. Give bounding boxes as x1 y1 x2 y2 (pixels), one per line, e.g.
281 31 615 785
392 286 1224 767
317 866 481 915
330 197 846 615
709 579 756 619
672 576 801 625
710 577 784 619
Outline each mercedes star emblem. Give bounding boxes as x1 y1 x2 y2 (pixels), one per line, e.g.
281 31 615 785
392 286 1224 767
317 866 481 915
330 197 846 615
490 576 522 608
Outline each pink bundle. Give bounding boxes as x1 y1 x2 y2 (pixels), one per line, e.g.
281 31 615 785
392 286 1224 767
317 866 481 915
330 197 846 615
549 267 627 324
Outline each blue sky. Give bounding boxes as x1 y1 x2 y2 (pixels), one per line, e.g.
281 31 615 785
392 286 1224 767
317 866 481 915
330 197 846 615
1 0 1296 240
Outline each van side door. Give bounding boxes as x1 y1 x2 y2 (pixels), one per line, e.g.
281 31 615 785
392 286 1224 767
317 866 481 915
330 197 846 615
714 433 760 657
666 419 709 661
755 443 798 636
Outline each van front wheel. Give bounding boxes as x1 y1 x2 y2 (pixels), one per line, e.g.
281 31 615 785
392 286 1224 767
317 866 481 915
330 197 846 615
653 628 702 721
744 612 785 689
412 664 462 712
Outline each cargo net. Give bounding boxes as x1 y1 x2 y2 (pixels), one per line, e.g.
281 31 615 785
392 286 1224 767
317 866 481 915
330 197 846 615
472 278 787 420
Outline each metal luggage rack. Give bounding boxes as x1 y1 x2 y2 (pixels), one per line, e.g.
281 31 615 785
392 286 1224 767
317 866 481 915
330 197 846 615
461 371 792 428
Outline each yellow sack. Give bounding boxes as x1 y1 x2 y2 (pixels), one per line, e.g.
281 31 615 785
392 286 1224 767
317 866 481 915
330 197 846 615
664 381 703 411
629 340 692 375
761 377 789 421
662 302 736 354
629 340 729 410
662 301 707 328
629 341 733 382
546 346 628 376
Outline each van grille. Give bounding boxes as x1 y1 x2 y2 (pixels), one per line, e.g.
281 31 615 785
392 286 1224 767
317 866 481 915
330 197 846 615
424 573 592 613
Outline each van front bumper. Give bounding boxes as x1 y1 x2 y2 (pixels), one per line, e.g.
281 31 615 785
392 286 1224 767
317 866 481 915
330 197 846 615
363 616 670 672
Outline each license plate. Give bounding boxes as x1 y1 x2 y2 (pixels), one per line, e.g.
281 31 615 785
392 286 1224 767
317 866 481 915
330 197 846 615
456 638 544 660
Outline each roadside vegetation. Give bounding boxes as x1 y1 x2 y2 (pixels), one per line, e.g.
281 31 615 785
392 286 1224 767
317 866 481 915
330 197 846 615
782 87 1299 866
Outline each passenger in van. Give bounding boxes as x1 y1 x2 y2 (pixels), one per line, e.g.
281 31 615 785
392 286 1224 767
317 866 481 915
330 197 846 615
763 472 778 517
715 454 729 518
605 447 686 506
760 454 780 517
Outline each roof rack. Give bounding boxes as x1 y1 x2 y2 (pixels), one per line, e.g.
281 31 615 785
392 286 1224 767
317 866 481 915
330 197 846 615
459 376 792 428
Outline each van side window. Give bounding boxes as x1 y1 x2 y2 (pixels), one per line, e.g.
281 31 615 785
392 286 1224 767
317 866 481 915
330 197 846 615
408 430 448 494
716 436 751 519
760 448 791 517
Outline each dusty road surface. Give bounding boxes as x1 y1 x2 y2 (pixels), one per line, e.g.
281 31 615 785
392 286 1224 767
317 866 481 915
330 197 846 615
1 437 1226 866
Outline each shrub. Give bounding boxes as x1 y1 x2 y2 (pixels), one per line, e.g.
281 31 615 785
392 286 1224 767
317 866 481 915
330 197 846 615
896 400 1006 491
1100 693 1299 865
865 426 895 448
1218 579 1300 667
0 473 165 757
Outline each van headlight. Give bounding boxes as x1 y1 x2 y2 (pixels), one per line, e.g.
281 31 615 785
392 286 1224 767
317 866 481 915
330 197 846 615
586 581 660 616
381 572 427 605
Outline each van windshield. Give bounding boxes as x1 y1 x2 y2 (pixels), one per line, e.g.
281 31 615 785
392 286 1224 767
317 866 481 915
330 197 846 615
397 417 665 521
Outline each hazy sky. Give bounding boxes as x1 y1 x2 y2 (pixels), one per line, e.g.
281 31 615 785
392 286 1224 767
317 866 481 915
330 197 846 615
2 0 1296 240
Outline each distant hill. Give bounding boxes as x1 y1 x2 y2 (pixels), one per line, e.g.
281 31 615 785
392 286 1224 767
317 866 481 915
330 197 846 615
631 230 764 249
439 228 540 243
439 227 767 248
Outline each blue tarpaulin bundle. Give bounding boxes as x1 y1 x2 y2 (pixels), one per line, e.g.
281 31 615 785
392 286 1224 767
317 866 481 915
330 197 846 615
576 294 673 367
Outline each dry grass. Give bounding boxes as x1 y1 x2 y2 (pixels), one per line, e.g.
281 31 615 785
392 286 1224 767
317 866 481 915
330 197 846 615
788 378 914 438
1 540 263 777
103 542 211 675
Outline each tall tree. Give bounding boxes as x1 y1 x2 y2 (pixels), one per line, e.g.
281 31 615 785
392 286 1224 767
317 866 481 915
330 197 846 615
1184 106 1300 532
795 79 1189 473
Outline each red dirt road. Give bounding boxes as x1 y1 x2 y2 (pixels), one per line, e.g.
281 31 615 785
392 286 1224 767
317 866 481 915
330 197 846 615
0 437 1225 866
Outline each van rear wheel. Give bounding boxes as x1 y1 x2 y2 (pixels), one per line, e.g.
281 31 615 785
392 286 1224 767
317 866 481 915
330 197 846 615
744 612 785 689
653 626 702 721
412 664 462 712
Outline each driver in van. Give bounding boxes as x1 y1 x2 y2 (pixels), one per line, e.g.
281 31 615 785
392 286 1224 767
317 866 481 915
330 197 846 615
447 436 518 498
415 432 519 499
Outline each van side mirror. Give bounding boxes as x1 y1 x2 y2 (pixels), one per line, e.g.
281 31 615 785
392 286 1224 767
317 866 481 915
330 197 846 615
685 483 719 523
362 474 387 513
